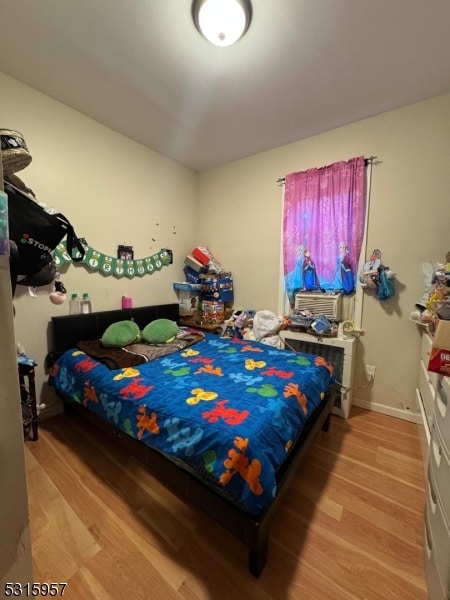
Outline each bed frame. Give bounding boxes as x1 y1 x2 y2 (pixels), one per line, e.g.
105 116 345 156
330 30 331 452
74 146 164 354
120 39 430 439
50 303 335 577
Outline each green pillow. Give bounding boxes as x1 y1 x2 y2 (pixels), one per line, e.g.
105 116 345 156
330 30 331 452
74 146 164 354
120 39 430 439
142 319 179 344
101 320 140 348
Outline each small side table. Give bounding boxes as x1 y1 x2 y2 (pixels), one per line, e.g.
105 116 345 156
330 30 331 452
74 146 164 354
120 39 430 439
18 362 39 441
279 329 357 419
179 318 222 334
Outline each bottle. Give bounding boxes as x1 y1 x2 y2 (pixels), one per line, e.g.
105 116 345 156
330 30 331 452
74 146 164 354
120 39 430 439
122 295 132 309
69 293 80 315
80 292 92 314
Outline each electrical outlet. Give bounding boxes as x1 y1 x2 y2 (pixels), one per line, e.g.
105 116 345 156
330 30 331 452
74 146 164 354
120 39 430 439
365 364 376 382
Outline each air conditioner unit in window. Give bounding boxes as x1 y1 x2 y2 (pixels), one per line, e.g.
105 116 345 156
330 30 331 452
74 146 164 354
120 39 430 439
294 292 343 321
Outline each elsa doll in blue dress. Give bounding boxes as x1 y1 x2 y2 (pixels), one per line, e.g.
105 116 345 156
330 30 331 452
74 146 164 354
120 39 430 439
285 244 304 293
334 242 355 294
302 248 320 290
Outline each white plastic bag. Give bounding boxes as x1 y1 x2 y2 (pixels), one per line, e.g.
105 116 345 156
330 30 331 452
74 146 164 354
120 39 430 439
252 310 282 346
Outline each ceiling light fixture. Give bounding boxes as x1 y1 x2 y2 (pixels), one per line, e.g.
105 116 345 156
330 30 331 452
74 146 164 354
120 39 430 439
192 0 252 47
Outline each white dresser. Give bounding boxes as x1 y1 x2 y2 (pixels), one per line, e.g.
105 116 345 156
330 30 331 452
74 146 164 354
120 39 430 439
416 331 440 471
422 342 450 599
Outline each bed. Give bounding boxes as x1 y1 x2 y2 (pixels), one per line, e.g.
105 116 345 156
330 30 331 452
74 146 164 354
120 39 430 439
48 303 336 577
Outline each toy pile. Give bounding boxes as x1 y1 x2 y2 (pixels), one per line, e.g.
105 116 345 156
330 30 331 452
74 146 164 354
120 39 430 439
220 309 253 340
219 309 289 347
410 251 450 332
287 309 339 337
173 246 234 326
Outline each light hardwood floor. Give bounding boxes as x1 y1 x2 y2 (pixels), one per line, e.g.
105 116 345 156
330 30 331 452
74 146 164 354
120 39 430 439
24 407 428 600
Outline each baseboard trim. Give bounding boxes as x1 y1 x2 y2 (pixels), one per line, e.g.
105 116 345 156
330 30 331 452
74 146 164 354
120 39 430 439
352 397 422 424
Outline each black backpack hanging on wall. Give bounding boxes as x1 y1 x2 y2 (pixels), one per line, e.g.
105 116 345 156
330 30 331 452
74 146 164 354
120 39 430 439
2 128 85 294
5 179 86 288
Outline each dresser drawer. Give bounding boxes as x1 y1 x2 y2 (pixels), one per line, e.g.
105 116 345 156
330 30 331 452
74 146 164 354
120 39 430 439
430 421 450 520
425 520 448 600
417 389 430 478
426 466 450 595
422 333 440 388
435 375 450 447
419 360 436 431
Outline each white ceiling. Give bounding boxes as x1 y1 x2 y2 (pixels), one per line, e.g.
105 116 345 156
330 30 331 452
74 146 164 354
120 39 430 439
1 0 449 172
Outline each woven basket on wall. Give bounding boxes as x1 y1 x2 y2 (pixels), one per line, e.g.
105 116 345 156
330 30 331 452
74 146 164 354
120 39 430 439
0 129 32 176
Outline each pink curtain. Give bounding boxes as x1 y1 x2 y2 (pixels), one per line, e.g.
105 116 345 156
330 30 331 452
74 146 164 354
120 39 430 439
283 156 366 304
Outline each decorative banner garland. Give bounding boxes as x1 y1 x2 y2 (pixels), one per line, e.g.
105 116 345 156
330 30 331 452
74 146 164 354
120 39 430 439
54 241 172 279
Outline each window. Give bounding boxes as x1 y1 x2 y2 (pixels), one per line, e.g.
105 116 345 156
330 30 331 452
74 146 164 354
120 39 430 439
283 156 366 307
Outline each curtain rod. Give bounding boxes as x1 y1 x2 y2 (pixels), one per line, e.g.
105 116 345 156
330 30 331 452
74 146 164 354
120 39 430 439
276 155 380 185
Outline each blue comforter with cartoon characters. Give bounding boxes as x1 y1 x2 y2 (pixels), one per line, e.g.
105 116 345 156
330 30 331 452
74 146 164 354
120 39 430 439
49 333 334 515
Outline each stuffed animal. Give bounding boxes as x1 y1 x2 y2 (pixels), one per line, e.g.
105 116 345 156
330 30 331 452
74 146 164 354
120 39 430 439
221 310 249 339
49 277 67 305
359 249 395 300
359 249 382 288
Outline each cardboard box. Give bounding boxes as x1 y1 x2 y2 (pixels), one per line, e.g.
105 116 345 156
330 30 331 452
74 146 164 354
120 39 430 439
183 265 202 284
200 276 234 303
184 254 208 273
202 300 225 325
428 320 450 376
173 282 201 316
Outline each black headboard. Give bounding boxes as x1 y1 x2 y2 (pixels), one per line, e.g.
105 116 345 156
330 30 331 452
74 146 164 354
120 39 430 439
51 303 179 354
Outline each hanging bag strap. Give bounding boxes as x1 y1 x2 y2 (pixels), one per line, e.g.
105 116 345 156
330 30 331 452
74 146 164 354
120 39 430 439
9 239 19 297
53 213 86 262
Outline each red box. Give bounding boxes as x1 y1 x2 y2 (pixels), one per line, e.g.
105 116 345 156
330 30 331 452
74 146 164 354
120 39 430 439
192 246 212 266
428 320 450 376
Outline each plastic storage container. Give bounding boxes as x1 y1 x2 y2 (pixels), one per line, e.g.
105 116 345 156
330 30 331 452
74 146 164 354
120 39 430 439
69 293 80 314
80 292 92 314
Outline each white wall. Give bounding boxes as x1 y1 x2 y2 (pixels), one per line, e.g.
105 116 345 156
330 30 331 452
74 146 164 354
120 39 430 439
1 72 199 416
197 92 450 420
